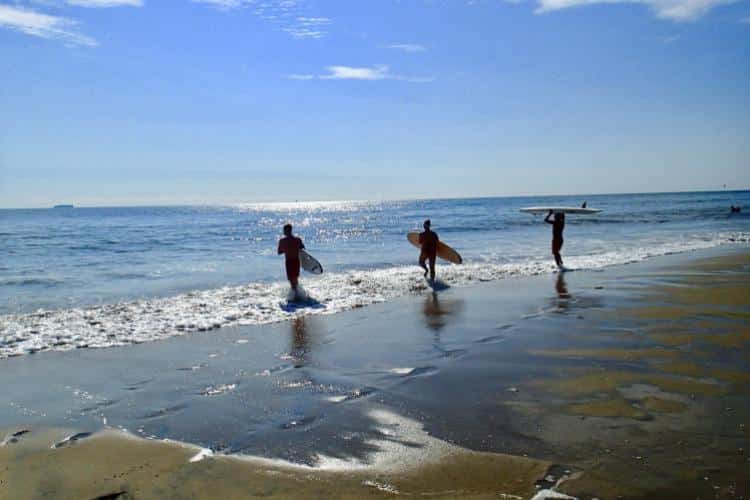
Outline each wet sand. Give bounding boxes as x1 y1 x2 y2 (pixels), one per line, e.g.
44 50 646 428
0 247 748 499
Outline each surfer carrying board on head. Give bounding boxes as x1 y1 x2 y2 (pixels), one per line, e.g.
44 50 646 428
418 219 439 281
545 211 565 269
278 224 305 291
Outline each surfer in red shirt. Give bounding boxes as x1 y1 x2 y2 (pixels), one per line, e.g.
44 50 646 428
545 211 565 269
278 224 305 291
418 219 439 281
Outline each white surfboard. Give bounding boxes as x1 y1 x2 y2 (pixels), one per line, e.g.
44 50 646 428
299 249 323 274
520 207 602 215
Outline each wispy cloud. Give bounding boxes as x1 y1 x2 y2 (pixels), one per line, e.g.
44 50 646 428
66 0 143 6
658 34 680 42
283 16 330 39
194 0 331 39
534 0 737 21
287 65 433 83
191 0 253 10
0 4 97 46
381 43 427 53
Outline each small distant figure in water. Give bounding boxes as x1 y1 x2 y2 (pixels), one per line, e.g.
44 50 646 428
730 205 741 213
419 219 439 281
581 201 587 209
545 210 565 268
278 224 305 291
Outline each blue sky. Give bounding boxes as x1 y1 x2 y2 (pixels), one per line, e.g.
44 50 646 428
1 0 748 207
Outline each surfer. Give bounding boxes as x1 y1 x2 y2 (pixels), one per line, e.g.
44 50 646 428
278 224 305 291
418 219 439 281
545 211 565 268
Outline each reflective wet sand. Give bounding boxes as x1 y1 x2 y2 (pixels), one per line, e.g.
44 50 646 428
0 248 748 498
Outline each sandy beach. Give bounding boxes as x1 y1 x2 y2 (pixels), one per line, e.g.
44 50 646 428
1 247 748 499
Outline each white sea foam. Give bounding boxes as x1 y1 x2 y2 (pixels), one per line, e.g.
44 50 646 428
227 408 456 472
0 233 747 358
202 383 236 396
389 368 415 375
189 447 214 463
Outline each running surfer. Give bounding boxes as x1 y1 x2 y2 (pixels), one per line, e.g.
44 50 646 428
278 224 305 291
418 219 439 281
545 210 565 269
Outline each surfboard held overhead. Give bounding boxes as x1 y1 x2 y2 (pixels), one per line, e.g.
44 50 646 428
406 232 463 264
519 206 602 215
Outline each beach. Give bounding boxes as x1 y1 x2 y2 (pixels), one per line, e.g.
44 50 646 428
3 0 749 494
1 246 748 499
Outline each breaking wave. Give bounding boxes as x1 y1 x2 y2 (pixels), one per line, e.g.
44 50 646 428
0 232 747 358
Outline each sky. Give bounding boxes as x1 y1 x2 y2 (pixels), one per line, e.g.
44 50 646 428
0 0 749 208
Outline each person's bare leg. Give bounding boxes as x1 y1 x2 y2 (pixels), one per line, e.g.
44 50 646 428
429 257 436 281
288 263 299 291
419 254 428 277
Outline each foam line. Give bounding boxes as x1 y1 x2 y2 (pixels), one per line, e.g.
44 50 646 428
0 233 747 358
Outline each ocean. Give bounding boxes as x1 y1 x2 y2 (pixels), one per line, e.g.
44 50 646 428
1 191 748 357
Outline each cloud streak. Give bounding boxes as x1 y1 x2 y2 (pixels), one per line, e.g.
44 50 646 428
287 65 433 83
381 43 427 53
534 0 738 21
0 4 97 46
66 0 143 6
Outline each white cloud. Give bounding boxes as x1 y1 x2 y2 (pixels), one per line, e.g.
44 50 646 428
287 65 433 83
0 4 96 46
323 64 390 80
382 43 427 53
534 0 738 21
66 0 142 6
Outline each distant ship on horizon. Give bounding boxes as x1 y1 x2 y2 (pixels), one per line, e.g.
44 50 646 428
53 204 74 209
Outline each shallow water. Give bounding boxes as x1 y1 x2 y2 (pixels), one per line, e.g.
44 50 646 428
1 192 749 357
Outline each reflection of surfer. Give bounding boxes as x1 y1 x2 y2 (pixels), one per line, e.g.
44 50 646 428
423 292 464 337
544 211 565 268
423 292 445 331
555 273 570 299
290 316 309 367
418 220 439 281
278 224 305 291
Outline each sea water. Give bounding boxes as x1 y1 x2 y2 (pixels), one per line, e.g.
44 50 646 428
1 191 748 357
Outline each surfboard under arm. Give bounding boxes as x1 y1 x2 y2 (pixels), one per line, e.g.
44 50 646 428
299 249 323 274
406 232 463 264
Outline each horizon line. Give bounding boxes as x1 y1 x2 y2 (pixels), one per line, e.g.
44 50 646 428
1 187 748 210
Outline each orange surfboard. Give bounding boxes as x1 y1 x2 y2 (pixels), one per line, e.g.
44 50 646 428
407 232 463 264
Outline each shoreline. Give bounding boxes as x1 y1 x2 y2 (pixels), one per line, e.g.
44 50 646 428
1 246 748 498
2 238 748 359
